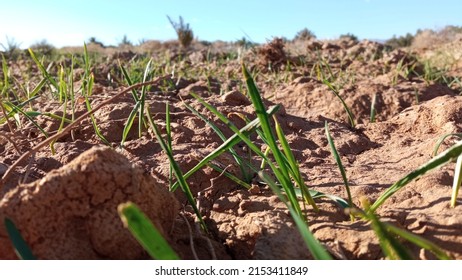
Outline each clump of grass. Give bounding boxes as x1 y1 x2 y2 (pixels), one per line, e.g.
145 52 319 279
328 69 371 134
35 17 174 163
177 64 340 258
170 102 280 192
81 44 109 145
167 16 194 49
1 75 170 189
119 58 154 147
182 101 254 186
118 202 179 260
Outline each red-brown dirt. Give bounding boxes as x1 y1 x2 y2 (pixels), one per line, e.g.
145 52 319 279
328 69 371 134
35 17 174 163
0 37 461 259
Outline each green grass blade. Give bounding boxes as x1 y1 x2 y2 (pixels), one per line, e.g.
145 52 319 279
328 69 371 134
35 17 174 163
385 223 451 260
119 62 140 102
260 146 271 169
39 112 72 123
274 116 318 210
370 140 462 213
259 171 332 260
120 101 141 147
206 162 252 189
1 54 11 98
138 59 153 137
368 212 414 259
146 107 207 231
4 218 36 260
27 77 47 99
166 102 174 186
118 202 179 260
287 187 349 209
68 55 76 124
8 102 48 138
325 121 353 208
451 154 462 207
323 80 355 128
432 133 462 157
357 198 414 260
370 93 377 123
307 190 350 209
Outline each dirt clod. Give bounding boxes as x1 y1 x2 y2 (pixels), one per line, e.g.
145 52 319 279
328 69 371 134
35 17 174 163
0 146 179 259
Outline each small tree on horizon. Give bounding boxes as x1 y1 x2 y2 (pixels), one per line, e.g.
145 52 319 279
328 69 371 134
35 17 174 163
87 37 105 47
167 15 194 49
293 28 316 41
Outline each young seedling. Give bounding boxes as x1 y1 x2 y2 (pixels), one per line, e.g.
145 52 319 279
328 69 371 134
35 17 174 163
242 63 318 216
325 121 354 213
145 106 207 232
370 140 462 213
432 133 462 157
323 80 356 128
259 171 332 260
350 197 451 260
170 99 280 192
1 76 171 190
370 93 377 123
182 101 254 185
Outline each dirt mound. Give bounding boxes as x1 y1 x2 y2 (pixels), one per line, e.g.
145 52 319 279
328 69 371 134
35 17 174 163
0 146 179 259
277 77 456 124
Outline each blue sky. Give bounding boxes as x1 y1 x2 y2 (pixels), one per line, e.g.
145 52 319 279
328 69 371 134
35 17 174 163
1 0 461 48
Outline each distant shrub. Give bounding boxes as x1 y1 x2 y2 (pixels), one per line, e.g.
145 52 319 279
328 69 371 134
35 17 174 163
87 37 105 47
386 33 414 49
293 28 316 41
0 36 21 59
339 33 359 42
235 37 257 49
30 39 55 56
199 40 212 47
167 16 194 49
118 35 133 47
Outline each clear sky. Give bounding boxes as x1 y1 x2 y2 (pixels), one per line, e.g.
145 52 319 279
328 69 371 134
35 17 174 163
1 0 461 48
